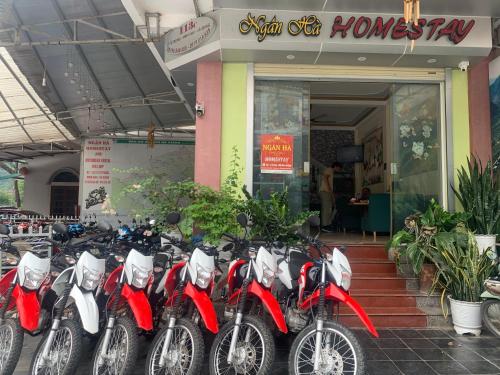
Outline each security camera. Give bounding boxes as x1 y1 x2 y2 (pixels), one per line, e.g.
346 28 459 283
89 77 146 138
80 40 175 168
195 103 205 117
458 60 470 72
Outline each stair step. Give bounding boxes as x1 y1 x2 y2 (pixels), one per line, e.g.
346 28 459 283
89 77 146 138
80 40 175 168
350 261 396 274
351 275 411 290
343 247 388 260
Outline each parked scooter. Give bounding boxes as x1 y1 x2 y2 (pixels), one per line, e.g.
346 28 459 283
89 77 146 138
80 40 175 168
0 224 50 375
284 216 378 375
481 248 500 337
29 223 108 374
209 213 287 375
91 247 153 374
145 212 221 375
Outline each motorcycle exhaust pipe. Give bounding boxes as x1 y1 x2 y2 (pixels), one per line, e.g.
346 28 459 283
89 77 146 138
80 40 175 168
227 312 243 364
158 316 177 367
40 318 61 365
313 319 324 372
98 316 116 363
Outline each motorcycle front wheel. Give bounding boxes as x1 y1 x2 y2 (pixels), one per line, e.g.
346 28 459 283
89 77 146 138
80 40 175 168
482 299 500 337
91 316 138 375
289 320 366 375
30 319 82 375
0 318 23 375
210 315 274 375
146 317 204 375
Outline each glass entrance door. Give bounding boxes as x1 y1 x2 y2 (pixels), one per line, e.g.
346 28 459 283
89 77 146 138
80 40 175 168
390 83 444 231
253 81 310 213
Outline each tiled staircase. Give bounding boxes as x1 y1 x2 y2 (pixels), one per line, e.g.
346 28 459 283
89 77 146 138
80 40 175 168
335 244 444 328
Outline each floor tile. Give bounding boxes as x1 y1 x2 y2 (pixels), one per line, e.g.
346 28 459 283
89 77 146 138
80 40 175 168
456 337 500 349
367 360 402 375
403 338 437 349
394 360 437 375
376 338 408 348
366 348 389 360
382 348 421 361
458 361 500 374
474 348 500 361
427 360 471 375
430 338 463 348
413 348 453 361
419 329 452 338
392 329 425 339
442 348 484 361
376 329 397 338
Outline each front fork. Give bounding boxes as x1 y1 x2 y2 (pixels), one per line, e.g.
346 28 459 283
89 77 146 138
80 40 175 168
158 266 188 367
227 260 253 364
313 262 327 372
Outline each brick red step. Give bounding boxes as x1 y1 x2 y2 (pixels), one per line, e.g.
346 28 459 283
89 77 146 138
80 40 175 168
349 260 396 274
349 289 417 308
342 246 388 260
350 275 410 290
339 307 428 328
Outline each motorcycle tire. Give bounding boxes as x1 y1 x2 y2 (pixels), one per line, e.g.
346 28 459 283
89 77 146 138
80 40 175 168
289 320 366 375
145 317 204 375
30 319 83 375
0 318 23 375
482 299 500 337
91 316 138 375
209 315 274 375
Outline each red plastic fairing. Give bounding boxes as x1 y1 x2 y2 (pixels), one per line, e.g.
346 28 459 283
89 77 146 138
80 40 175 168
299 283 379 337
227 280 288 333
164 283 219 334
121 283 153 331
298 261 314 305
165 262 186 296
12 285 40 331
103 266 124 294
0 269 17 311
227 260 246 295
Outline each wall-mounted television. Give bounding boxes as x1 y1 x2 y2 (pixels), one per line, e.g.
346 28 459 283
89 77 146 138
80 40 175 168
337 145 364 163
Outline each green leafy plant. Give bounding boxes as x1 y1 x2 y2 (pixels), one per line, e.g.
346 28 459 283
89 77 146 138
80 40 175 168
388 199 469 274
242 188 317 244
452 157 500 234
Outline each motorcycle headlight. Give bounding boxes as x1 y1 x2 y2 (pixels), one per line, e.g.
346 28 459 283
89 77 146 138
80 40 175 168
23 266 48 290
82 266 103 291
131 265 151 289
340 265 352 291
64 255 76 265
261 264 276 289
195 264 213 289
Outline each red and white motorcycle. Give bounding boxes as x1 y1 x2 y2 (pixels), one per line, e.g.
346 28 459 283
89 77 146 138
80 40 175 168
274 216 378 375
0 224 50 375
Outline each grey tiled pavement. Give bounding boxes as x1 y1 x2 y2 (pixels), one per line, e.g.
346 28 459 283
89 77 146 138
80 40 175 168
13 328 500 374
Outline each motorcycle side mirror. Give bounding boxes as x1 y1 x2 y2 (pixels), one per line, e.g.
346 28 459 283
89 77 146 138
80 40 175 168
166 212 181 225
97 221 112 232
52 223 67 234
308 215 321 228
0 224 10 236
236 213 248 228
149 219 156 226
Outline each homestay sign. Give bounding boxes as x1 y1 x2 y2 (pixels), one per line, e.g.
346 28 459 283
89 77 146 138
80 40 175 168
239 13 475 45
261 134 294 174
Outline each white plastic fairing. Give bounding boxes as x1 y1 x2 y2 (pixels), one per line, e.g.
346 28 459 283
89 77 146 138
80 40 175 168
254 246 277 283
75 251 105 289
51 267 74 296
17 252 50 289
68 284 100 334
188 248 215 286
124 249 153 287
326 248 352 289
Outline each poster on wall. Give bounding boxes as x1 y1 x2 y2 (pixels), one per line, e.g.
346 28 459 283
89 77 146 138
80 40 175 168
363 128 383 186
82 139 112 212
260 134 294 174
489 57 500 179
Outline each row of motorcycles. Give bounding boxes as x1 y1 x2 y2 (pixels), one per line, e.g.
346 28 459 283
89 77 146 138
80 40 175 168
0 212 379 375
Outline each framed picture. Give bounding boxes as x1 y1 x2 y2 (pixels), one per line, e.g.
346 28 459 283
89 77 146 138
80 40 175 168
363 127 384 186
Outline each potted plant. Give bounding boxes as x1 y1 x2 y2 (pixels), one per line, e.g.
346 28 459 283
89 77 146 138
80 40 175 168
452 158 499 254
388 199 468 293
429 230 495 336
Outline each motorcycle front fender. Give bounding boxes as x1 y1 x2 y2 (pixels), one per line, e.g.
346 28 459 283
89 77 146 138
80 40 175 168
183 283 218 334
69 285 99 334
121 283 153 331
13 285 40 331
300 283 379 338
227 280 288 333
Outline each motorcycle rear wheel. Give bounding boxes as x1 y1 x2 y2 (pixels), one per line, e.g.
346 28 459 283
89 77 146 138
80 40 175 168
91 316 138 375
0 318 23 375
289 320 366 375
482 299 500 337
30 319 83 375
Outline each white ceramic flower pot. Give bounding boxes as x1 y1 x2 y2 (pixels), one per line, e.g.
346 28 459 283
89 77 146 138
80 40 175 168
474 234 497 255
448 296 482 336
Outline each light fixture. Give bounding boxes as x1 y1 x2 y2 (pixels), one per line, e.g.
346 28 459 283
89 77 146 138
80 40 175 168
69 79 76 84
76 90 81 94
145 12 161 39
64 72 69 77
357 56 367 62
286 54 295 60
427 58 437 64
187 82 195 87
80 84 85 89
42 67 47 87
82 96 87 101
68 62 73 68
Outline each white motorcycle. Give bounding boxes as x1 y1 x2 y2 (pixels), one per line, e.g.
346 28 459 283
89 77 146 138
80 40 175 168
30 223 108 374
